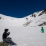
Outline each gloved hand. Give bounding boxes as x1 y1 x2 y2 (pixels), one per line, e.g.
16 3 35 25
8 32 10 34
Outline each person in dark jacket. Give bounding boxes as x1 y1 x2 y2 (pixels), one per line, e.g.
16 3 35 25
2 29 10 40
2 28 17 45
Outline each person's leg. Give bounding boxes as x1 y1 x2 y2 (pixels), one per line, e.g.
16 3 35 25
3 39 10 44
6 37 17 45
9 39 17 45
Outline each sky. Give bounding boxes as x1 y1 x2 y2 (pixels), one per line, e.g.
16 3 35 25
0 0 46 18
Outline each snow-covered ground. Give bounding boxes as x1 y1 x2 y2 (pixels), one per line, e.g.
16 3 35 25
0 26 46 46
0 9 46 46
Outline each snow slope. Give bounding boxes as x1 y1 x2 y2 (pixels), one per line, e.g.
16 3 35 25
0 26 46 46
0 9 46 27
0 9 46 46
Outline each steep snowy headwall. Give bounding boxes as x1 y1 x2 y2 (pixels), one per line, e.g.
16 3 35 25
0 9 46 27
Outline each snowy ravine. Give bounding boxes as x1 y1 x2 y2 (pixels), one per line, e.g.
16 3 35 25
0 9 46 46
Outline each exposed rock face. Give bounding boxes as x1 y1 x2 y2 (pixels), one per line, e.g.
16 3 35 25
39 8 46 16
44 8 46 13
32 14 36 17
0 17 1 19
38 22 46 26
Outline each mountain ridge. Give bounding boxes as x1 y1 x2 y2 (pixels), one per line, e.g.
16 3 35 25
0 9 46 27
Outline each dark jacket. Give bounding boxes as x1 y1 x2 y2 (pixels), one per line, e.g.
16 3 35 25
2 32 10 39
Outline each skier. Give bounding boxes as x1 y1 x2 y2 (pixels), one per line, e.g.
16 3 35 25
2 28 17 46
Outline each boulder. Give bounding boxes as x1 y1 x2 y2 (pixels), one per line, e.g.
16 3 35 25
0 41 8 46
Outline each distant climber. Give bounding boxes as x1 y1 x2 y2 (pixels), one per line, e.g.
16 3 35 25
2 28 17 46
41 27 44 33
